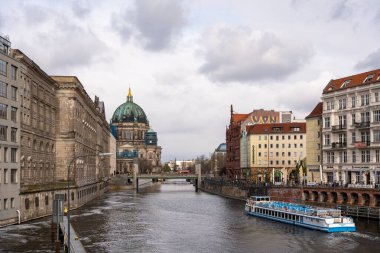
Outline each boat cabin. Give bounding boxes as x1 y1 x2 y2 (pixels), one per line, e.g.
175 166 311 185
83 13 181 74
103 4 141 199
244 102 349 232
250 196 271 202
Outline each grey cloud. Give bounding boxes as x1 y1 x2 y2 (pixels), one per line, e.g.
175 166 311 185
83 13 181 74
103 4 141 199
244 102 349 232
330 0 352 20
113 0 187 51
198 27 313 83
355 48 380 70
23 5 51 25
71 2 91 18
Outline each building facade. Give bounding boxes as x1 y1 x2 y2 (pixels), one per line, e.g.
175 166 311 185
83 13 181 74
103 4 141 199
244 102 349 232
226 106 294 179
11 49 59 221
246 122 306 184
0 36 21 226
305 102 323 183
52 76 111 210
322 69 380 187
110 89 161 174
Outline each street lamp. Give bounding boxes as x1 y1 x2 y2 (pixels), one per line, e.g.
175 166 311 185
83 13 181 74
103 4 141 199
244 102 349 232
66 152 112 253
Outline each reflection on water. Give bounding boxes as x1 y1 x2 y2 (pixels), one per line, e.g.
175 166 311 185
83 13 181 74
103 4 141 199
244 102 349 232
1 181 380 253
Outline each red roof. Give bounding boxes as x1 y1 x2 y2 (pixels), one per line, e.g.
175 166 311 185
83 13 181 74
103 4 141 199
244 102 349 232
323 69 380 94
246 122 306 135
305 102 323 119
231 113 249 123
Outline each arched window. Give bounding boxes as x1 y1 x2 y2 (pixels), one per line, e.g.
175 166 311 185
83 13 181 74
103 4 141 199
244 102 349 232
45 195 49 206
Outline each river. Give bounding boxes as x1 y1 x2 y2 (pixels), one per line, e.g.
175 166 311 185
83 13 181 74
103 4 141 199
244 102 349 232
1 181 380 253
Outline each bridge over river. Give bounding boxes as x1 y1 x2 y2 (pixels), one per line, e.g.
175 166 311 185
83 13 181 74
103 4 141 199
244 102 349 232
126 170 202 192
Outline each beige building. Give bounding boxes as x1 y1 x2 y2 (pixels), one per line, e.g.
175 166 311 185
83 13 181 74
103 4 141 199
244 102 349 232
11 49 58 221
109 133 117 176
245 122 306 184
0 36 21 226
322 69 380 186
305 102 323 183
52 76 111 209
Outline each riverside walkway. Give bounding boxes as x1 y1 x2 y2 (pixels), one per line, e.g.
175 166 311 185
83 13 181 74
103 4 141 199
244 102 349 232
60 216 86 253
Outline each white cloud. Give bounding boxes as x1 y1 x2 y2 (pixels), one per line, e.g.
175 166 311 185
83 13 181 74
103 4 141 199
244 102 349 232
198 26 313 83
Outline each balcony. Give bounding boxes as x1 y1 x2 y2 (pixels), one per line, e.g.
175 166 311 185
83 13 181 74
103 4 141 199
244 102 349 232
331 125 347 132
354 122 370 129
331 142 347 149
354 141 370 148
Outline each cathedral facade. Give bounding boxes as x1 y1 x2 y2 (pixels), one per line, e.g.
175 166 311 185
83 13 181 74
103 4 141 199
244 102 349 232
110 89 161 174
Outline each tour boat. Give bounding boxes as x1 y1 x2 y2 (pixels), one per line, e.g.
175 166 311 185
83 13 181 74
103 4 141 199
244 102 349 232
245 196 355 232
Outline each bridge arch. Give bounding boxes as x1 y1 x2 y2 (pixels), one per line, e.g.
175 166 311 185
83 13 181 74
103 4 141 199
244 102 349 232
362 193 370 206
351 193 359 205
303 191 310 201
330 192 338 203
320 191 328 202
340 192 348 204
311 191 318 201
374 194 380 207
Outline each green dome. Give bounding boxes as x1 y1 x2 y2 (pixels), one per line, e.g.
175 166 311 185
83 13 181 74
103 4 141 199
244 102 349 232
111 89 148 124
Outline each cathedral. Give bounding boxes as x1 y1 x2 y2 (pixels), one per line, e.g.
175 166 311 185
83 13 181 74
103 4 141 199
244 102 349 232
110 88 161 174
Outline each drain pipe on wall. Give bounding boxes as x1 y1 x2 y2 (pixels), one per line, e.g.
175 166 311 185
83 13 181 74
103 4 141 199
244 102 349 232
16 210 21 224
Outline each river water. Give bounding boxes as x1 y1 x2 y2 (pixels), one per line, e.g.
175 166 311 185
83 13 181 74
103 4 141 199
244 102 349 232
1 181 380 253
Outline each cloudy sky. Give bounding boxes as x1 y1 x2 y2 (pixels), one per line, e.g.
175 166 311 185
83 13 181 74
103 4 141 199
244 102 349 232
1 0 379 162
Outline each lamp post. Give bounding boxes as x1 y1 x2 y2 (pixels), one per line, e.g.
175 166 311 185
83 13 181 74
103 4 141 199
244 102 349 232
66 152 112 253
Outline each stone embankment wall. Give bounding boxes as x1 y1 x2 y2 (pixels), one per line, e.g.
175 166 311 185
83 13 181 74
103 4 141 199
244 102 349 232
201 181 247 201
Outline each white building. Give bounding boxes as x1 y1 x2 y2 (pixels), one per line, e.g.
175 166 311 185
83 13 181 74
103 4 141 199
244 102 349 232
321 69 380 187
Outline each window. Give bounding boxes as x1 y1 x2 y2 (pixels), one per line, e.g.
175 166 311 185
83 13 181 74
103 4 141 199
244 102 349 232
294 144 297 148
294 135 297 139
352 114 356 125
264 144 267 148
11 148 17 163
288 143 291 148
361 150 370 163
270 136 273 140
300 135 303 140
3 199 8 210
324 134 330 145
0 59 6 76
300 143 303 148
338 115 347 127
352 151 356 163
11 169 17 183
45 196 49 206
258 144 261 149
0 125 7 141
11 86 17 100
317 155 320 162
339 133 347 144
11 198 15 208
341 80 351 88
292 127 300 132
363 74 374 83
258 152 261 157
282 152 285 157
343 151 347 163
361 111 370 123
288 152 291 156
374 110 380 123
10 65 17 80
376 92 379 103
3 169 8 183
11 107 17 122
4 147 7 162
35 197 39 208
352 132 356 144
276 136 279 141
25 198 30 210
0 103 7 119
11 128 16 142
352 96 356 108
0 81 7 97
270 152 273 157
361 94 369 106
339 98 347 109
324 117 330 128
276 152 279 157
376 150 380 163
276 144 279 148
270 144 273 148
294 152 297 157
374 130 380 142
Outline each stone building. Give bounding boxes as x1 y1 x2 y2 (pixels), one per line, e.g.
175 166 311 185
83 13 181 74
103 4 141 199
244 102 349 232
305 102 323 183
245 122 306 184
110 88 161 174
0 36 21 226
321 69 380 186
11 49 58 221
52 76 111 209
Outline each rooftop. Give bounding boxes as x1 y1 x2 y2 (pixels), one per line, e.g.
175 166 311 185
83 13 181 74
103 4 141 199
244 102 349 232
323 69 380 94
246 122 306 135
305 102 323 119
